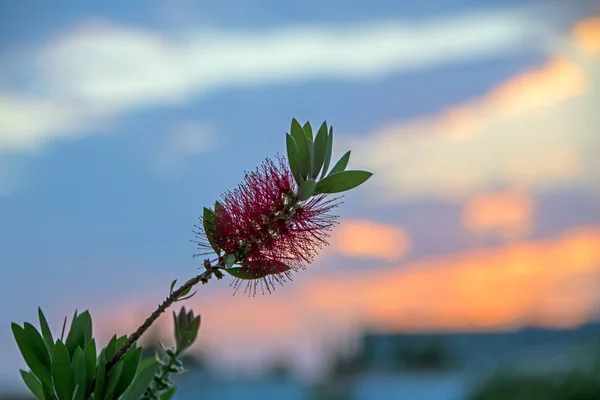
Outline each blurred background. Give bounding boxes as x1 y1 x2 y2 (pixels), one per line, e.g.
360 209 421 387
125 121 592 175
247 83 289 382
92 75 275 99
1 0 599 399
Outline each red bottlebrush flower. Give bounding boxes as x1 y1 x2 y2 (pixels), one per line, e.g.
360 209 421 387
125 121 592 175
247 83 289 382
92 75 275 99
194 156 339 295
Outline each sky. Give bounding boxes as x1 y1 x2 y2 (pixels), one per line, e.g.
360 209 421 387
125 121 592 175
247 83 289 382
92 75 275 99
1 0 599 391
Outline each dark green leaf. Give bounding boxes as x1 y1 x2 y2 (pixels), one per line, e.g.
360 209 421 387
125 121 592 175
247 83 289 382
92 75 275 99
297 179 316 201
52 340 72 400
202 207 220 254
286 134 303 186
312 121 328 179
302 121 313 140
116 335 128 350
104 359 123 400
328 150 351 176
104 336 118 361
20 370 45 400
169 279 177 295
38 308 54 355
160 387 177 400
65 311 92 358
224 262 290 280
316 170 373 194
320 126 334 179
71 386 80 400
306 136 314 177
11 323 53 389
224 253 236 268
70 347 86 400
84 339 96 395
60 316 67 341
290 118 310 178
177 292 197 301
93 351 106 400
119 358 157 400
114 346 142 398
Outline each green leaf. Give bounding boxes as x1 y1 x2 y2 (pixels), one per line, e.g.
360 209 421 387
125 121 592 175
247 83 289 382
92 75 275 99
297 179 316 201
115 335 128 350
71 386 80 400
316 170 373 194
93 351 106 400
320 126 334 179
306 136 314 177
290 118 310 179
328 150 351 176
104 335 117 360
302 121 313 140
224 253 236 268
104 359 123 400
202 207 220 254
20 370 45 400
11 323 53 389
65 311 92 358
113 346 142 398
169 279 177 294
160 387 177 400
286 134 304 187
84 339 97 396
312 121 328 179
38 308 54 355
119 358 157 400
52 340 72 400
224 262 290 280
70 348 86 400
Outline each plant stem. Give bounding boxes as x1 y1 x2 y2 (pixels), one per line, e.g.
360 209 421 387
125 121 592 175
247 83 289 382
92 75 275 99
106 262 221 373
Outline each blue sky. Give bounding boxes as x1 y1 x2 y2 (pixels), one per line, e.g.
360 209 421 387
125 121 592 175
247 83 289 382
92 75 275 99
1 0 599 391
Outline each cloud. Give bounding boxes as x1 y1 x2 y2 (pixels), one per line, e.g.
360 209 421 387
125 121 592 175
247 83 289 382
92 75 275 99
349 16 599 200
331 219 410 261
154 121 218 178
462 189 533 239
85 225 600 378
0 8 541 155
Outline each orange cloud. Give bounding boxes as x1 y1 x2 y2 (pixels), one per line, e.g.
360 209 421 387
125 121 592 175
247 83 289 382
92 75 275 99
306 226 600 332
462 189 533 239
355 14 598 200
484 58 587 117
573 16 600 54
331 219 410 261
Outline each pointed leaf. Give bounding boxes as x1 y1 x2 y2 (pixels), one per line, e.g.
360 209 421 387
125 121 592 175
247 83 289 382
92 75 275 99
106 335 120 360
160 387 177 400
12 323 53 389
52 340 72 400
84 339 96 395
20 370 45 400
202 207 220 254
38 308 54 355
328 150 351 176
302 121 313 140
224 262 290 280
297 179 316 201
316 170 373 194
119 358 158 400
71 386 80 400
71 348 86 400
65 311 92 358
290 118 310 178
104 359 123 400
169 279 177 295
224 253 236 268
320 126 334 179
93 351 106 400
286 134 304 186
114 346 142 398
312 121 328 178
